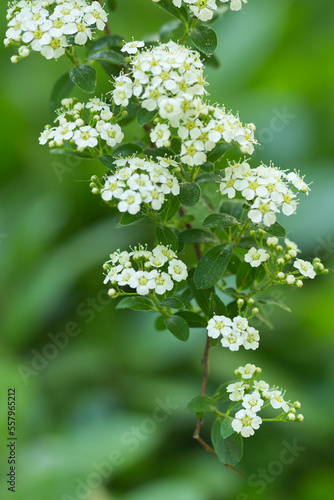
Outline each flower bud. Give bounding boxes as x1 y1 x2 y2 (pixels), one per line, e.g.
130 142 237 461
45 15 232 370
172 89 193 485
314 262 324 272
286 275 295 285
267 237 278 246
296 280 303 288
294 401 301 409
90 175 99 182
313 257 321 264
163 140 171 148
287 413 295 421
252 307 259 315
124 262 132 268
276 245 283 252
258 229 266 235
247 298 255 305
89 182 97 189
288 250 297 258
10 55 19 64
249 230 256 237
3 38 11 47
91 188 99 195
321 268 329 274
144 262 152 269
277 258 285 265
108 288 116 297
75 119 85 127
237 298 244 306
277 272 285 280
296 414 304 422
18 46 30 58
255 367 262 374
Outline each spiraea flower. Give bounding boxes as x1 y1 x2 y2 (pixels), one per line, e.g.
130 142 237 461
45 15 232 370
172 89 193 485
224 365 299 438
219 161 310 227
153 0 248 21
244 247 270 268
93 156 180 215
207 315 260 351
4 0 108 62
39 97 124 153
103 244 188 297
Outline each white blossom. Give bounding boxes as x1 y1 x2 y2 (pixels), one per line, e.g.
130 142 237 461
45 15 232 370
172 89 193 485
293 258 316 279
244 247 270 267
232 409 262 438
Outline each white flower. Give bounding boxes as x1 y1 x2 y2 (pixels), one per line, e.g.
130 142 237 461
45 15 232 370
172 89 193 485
242 391 264 413
117 268 137 286
40 35 68 59
129 270 153 295
227 381 245 393
293 259 316 279
248 198 278 227
99 123 124 147
237 363 257 380
150 123 170 148
73 125 98 148
243 327 260 350
244 247 270 267
221 331 243 351
232 409 262 438
121 40 145 54
168 259 188 282
232 315 248 332
148 271 174 294
101 176 125 201
285 238 300 252
118 190 142 215
270 390 290 413
253 380 270 393
83 1 108 31
207 315 232 339
184 0 218 21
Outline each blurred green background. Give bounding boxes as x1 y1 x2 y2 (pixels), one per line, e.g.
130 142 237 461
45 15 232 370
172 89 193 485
1 0 334 499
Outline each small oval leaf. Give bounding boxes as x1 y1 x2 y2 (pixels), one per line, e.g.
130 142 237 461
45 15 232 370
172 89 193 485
69 65 96 94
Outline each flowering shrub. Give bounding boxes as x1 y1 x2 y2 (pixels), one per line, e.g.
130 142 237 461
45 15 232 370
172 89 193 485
5 0 328 474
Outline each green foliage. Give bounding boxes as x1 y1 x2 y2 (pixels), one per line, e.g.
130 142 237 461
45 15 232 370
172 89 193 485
203 213 241 229
187 270 213 317
137 108 157 127
189 25 218 56
88 34 124 53
187 395 217 413
175 310 207 328
98 155 116 171
178 229 218 244
116 296 154 311
160 20 185 43
156 225 179 251
164 315 190 341
207 143 233 162
153 0 188 22
113 143 143 157
160 297 185 309
194 244 233 289
69 64 97 93
179 182 201 208
50 71 74 112
260 221 287 237
209 293 228 316
220 418 235 438
87 49 127 65
211 420 243 466
236 260 266 291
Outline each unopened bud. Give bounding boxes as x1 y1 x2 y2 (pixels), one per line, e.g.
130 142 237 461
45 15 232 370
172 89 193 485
108 288 116 297
249 230 256 237
296 280 303 288
237 298 244 306
10 55 19 64
276 245 283 252
18 46 30 57
287 413 295 421
294 401 301 409
252 307 259 315
286 275 295 285
277 272 285 280
296 414 304 422
91 188 99 195
288 250 297 258
248 298 255 305
277 258 285 265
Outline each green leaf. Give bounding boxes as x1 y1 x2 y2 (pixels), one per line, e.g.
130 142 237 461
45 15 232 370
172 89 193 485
187 269 213 317
160 298 185 310
179 182 201 208
160 195 180 223
214 382 231 400
200 161 215 173
155 315 167 331
98 155 115 171
196 173 221 184
219 199 247 220
203 213 241 229
256 296 292 313
207 142 233 163
211 420 243 466
156 226 179 252
159 19 185 43
154 0 188 22
116 296 154 311
119 213 149 226
175 310 207 328
178 229 218 244
189 25 218 56
260 221 287 238
164 315 190 342
107 0 118 10
87 49 126 65
209 293 227 317
171 138 182 155
137 107 157 127
194 244 233 289
200 52 220 69
69 65 96 94
220 418 235 439
113 143 143 157
50 71 74 112
50 149 93 159
187 395 217 413
236 260 258 291
89 35 124 54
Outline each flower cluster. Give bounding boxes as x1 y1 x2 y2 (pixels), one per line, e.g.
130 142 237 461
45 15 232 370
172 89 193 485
39 97 124 153
207 315 260 351
152 0 247 21
220 161 310 227
103 244 188 296
111 41 257 167
4 0 108 62
91 156 180 215
226 364 303 437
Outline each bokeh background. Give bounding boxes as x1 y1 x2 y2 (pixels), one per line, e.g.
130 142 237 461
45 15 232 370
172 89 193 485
1 0 334 499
